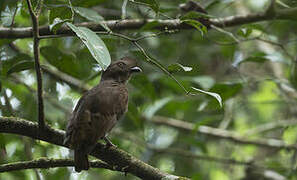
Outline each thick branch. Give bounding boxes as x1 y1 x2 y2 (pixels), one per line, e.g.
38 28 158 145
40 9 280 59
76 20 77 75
0 158 114 173
1 7 297 39
0 117 185 180
149 116 297 150
26 0 45 129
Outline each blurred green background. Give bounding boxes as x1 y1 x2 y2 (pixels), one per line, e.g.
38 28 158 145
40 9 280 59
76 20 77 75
1 0 297 179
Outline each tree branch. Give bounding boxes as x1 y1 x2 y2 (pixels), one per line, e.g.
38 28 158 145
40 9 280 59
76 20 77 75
0 158 116 173
1 7 297 39
149 116 297 150
0 117 187 180
26 0 45 129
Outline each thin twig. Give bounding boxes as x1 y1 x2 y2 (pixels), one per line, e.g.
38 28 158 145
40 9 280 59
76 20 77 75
3 90 15 116
245 119 297 136
10 6 18 27
26 0 45 129
132 41 189 94
149 116 297 150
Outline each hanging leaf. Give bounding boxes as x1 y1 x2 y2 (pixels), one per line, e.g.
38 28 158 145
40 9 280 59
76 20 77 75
6 61 35 75
191 87 222 107
168 63 192 74
66 22 111 70
181 19 207 36
73 7 110 32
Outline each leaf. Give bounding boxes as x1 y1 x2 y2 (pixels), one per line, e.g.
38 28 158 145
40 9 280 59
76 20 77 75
1 53 32 76
181 11 214 20
191 87 222 107
237 28 252 38
143 97 173 119
7 61 35 75
237 24 265 38
66 22 111 70
0 6 16 27
135 0 159 14
233 57 269 67
168 63 192 74
73 7 110 32
276 0 290 8
48 6 73 33
232 52 269 67
40 46 94 79
209 83 243 101
182 19 207 36
191 76 215 89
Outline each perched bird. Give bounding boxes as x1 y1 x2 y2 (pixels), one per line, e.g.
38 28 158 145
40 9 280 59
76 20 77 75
64 57 142 172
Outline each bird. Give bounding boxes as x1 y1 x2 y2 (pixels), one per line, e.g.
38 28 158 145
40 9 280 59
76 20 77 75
63 57 142 172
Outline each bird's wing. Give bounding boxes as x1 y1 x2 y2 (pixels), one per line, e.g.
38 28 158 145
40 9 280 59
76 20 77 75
64 84 128 148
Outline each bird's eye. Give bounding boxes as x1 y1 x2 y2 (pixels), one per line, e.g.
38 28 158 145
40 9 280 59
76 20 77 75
117 62 126 68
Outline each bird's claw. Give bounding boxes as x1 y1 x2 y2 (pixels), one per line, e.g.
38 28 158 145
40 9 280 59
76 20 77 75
104 137 117 148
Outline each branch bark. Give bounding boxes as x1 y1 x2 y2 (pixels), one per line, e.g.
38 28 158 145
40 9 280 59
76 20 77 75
149 116 297 150
0 117 187 180
1 7 297 39
0 158 115 173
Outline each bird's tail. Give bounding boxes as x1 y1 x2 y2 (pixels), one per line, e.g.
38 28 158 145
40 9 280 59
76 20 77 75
74 149 89 172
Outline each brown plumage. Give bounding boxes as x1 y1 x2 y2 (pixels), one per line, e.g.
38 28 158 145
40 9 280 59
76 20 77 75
64 57 142 172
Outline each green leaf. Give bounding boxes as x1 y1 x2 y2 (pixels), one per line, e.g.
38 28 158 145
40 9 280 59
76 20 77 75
40 46 94 79
209 83 243 101
237 24 265 38
191 76 215 89
276 0 290 8
143 97 173 119
181 11 214 20
48 6 73 33
7 61 34 75
1 53 32 76
234 57 269 67
66 22 111 70
73 7 110 32
191 87 222 107
168 63 192 74
182 19 207 36
237 28 252 38
0 6 16 27
233 52 269 67
135 0 159 14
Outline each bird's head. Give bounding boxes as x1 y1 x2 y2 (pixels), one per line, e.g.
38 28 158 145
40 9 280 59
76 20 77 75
101 57 142 83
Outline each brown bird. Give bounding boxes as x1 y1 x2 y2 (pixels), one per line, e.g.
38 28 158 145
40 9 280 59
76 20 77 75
64 57 142 172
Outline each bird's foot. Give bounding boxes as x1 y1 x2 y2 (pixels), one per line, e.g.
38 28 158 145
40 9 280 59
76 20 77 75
104 137 117 148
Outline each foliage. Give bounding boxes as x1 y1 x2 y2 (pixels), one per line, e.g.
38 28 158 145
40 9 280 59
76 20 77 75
1 0 297 179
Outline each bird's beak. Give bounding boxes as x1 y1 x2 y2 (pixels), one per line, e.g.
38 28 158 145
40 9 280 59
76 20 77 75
130 66 142 73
